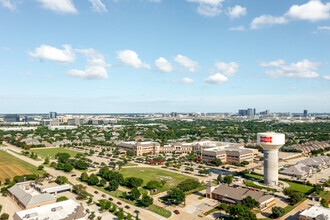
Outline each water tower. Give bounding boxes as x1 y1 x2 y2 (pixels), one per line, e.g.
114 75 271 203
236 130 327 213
257 132 285 186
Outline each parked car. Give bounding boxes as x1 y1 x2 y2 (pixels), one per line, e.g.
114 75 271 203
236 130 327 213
94 191 99 194
117 202 122 205
108 197 113 201
125 205 130 209
71 174 77 177
134 210 140 214
174 210 180 215
102 194 106 198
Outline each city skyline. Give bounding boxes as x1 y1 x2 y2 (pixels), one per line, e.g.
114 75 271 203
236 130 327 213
0 0 330 113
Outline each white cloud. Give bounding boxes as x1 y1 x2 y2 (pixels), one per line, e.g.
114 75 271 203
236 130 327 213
229 26 245 31
260 59 286 67
68 48 110 79
214 61 239 77
0 0 15 11
147 0 162 2
29 44 75 63
226 5 247 19
89 0 107 13
251 15 288 29
181 77 195 84
286 0 330 22
174 54 198 72
155 57 173 73
324 75 330 80
318 26 330 30
187 0 224 16
289 86 297 90
35 0 78 14
117 50 150 69
262 59 321 79
204 73 228 84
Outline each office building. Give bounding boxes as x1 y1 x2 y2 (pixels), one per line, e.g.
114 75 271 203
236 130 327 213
299 205 330 220
238 108 256 116
4 114 19 122
13 199 87 220
303 110 308 117
118 141 160 156
49 112 57 119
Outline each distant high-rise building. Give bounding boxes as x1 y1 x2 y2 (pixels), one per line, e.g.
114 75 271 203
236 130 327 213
303 110 308 116
239 108 256 116
4 114 19 122
49 112 57 119
260 110 270 116
171 112 177 117
238 109 248 116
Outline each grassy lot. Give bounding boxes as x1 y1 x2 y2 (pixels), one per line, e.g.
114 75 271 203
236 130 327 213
245 173 264 180
91 184 171 218
123 163 138 167
284 181 314 194
31 148 79 159
9 149 42 161
119 167 196 191
0 150 45 181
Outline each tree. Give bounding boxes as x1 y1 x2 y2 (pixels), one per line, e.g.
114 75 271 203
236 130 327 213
56 153 71 163
130 188 141 200
140 194 153 207
217 174 222 184
223 175 233 184
44 157 50 164
106 180 119 191
227 205 257 220
283 188 304 205
198 169 210 175
88 174 99 185
0 204 2 212
124 177 143 188
80 172 89 182
0 213 9 220
117 208 125 220
211 158 222 166
145 180 162 190
55 176 68 185
272 207 285 218
167 189 185 205
242 196 260 209
63 163 73 172
177 179 200 192
99 178 107 187
126 150 135 156
321 198 329 208
38 165 44 170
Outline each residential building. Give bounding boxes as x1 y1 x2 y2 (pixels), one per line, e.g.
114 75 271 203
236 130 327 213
13 199 87 220
299 205 330 220
206 184 275 210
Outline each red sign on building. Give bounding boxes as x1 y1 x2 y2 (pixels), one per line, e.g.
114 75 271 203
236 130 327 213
260 136 272 143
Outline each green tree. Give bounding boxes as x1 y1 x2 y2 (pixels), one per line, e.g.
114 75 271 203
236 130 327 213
145 180 162 190
80 172 89 182
167 189 185 205
63 163 73 172
124 177 143 188
321 198 329 208
227 205 257 220
57 196 68 202
44 157 50 164
38 165 44 170
0 213 9 220
217 174 222 184
223 175 233 184
130 188 141 200
242 196 260 209
140 194 153 207
88 174 99 185
272 207 285 218
106 180 119 191
55 176 68 185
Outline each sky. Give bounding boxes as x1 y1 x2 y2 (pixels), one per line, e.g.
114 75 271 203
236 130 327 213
0 0 329 113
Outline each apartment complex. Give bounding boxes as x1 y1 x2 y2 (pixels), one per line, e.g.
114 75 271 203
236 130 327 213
206 183 275 210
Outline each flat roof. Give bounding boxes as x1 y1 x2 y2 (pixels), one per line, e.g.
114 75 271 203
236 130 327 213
300 205 330 219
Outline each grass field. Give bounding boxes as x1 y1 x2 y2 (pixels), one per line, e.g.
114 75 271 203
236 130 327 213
0 150 45 181
119 167 196 191
31 148 79 159
315 191 330 200
285 181 314 194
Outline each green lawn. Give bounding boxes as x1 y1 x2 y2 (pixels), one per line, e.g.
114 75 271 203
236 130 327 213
31 148 79 159
245 173 264 180
119 167 197 191
284 181 314 194
123 163 138 167
315 191 330 200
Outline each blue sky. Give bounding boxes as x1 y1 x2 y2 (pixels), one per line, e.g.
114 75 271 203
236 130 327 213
0 0 329 113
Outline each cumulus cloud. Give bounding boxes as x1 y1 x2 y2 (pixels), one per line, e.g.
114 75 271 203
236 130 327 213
204 73 228 84
68 48 110 79
0 0 15 11
35 0 78 14
214 61 239 77
324 75 330 80
174 54 198 72
117 50 151 69
286 0 330 22
29 44 75 63
226 5 247 19
89 0 107 13
181 77 195 84
186 0 224 16
251 15 288 29
261 59 321 79
155 57 173 73
229 26 245 31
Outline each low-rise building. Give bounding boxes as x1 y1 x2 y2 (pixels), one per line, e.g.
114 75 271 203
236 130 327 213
118 141 160 156
13 199 87 220
299 205 330 220
206 183 275 210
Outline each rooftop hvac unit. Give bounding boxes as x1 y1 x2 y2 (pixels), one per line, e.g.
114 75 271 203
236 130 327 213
51 206 63 212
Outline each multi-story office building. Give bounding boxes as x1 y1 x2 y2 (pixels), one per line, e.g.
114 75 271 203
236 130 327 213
238 108 256 116
49 112 57 119
303 110 308 117
4 114 19 122
118 141 160 156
